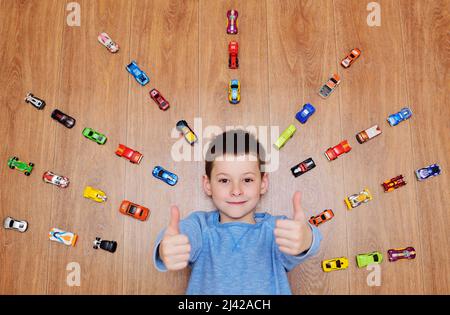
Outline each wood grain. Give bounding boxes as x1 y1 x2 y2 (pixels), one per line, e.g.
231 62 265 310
0 0 448 294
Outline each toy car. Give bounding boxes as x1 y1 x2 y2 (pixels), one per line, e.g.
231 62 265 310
387 247 416 262
51 109 76 128
341 48 361 68
82 127 107 145
115 144 143 164
7 156 34 176
149 88 169 111
415 163 441 181
83 186 107 202
152 166 178 186
324 140 351 161
93 237 117 253
318 74 340 98
24 92 45 110
3 217 28 233
356 251 383 268
295 103 315 124
356 125 382 144
387 107 412 126
274 125 296 150
226 9 238 34
322 257 349 272
291 157 316 177
97 32 119 53
119 200 149 221
176 120 198 145
228 79 240 104
344 188 372 209
382 175 406 192
126 61 149 86
228 41 239 69
42 171 70 188
48 228 77 246
309 209 334 227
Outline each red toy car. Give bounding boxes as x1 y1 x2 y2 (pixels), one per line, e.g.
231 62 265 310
115 144 143 164
324 140 352 161
309 209 334 227
228 41 239 69
382 175 406 192
119 200 149 221
149 88 169 111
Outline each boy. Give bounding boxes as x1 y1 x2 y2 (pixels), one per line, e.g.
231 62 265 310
152 130 322 294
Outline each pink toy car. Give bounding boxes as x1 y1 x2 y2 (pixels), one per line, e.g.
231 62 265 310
97 32 119 53
387 247 416 262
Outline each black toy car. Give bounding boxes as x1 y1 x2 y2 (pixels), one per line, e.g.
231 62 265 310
24 92 46 110
93 237 117 253
51 109 76 129
291 158 316 177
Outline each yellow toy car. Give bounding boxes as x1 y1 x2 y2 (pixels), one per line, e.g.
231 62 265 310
83 186 107 203
322 257 349 272
228 79 240 104
344 188 372 210
274 125 296 150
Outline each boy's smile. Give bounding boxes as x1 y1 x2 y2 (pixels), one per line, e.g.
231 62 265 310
203 153 268 224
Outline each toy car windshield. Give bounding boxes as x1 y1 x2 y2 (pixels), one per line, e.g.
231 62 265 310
128 205 137 214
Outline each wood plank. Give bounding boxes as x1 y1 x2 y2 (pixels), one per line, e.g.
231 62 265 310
46 0 131 294
123 0 199 294
399 0 450 294
334 0 423 294
267 0 349 295
0 0 63 294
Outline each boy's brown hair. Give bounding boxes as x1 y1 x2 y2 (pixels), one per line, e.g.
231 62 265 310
205 130 266 178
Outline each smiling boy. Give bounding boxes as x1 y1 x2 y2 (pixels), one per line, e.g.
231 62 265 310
152 130 322 294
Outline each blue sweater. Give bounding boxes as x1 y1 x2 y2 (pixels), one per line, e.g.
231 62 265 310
152 210 322 295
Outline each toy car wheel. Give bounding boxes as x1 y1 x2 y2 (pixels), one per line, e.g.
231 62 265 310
9 165 15 169
13 157 19 161
29 162 34 167
24 172 30 176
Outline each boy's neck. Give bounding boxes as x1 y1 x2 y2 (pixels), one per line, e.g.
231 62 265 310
218 211 256 224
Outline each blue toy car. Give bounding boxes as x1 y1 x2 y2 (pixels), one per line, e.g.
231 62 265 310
295 103 315 124
126 61 149 86
152 166 178 186
387 107 412 126
415 163 441 181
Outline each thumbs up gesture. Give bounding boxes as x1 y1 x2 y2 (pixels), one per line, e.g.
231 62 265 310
274 192 313 256
159 206 191 271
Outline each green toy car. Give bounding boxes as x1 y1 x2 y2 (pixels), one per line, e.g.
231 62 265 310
82 128 107 145
274 124 296 150
356 251 383 268
7 156 34 176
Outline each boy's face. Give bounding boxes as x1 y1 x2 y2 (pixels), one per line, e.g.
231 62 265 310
203 153 269 224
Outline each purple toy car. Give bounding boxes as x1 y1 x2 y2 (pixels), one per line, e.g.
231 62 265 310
387 247 416 262
226 10 238 34
415 163 441 181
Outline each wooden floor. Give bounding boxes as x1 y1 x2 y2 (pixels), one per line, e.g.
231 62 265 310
0 0 449 295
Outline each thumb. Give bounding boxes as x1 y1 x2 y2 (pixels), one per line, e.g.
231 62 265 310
292 191 305 221
165 206 180 236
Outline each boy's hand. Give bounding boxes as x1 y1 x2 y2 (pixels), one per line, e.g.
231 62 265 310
159 206 191 271
274 191 313 256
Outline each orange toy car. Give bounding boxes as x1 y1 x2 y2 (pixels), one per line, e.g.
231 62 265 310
309 209 334 227
318 74 341 98
341 48 361 68
228 41 239 69
119 200 150 221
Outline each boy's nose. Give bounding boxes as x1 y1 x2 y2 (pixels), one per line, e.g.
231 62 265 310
231 184 243 196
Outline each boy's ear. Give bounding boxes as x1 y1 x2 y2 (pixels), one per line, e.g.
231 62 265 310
260 173 269 195
202 174 212 196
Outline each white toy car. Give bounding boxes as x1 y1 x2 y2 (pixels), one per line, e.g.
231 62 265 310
98 32 119 53
3 217 28 232
42 171 70 188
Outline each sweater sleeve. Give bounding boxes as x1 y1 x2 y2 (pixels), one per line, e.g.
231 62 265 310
152 212 204 272
276 222 322 272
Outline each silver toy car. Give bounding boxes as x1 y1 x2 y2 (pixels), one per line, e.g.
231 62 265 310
3 216 28 232
24 92 46 110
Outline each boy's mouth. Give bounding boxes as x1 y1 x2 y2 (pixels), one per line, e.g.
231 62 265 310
227 201 248 205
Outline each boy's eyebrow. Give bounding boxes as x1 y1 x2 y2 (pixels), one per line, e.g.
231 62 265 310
215 172 256 176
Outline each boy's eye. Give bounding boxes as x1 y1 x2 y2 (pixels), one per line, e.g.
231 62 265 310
244 178 254 183
219 179 229 183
